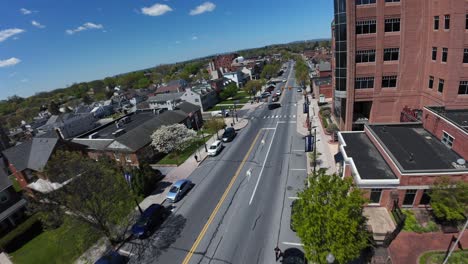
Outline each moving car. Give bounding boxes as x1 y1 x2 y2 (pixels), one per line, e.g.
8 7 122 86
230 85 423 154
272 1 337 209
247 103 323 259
282 79 287 83
297 88 302 92
222 127 236 142
166 179 192 203
208 140 223 156
131 204 167 238
211 110 229 117
268 103 281 110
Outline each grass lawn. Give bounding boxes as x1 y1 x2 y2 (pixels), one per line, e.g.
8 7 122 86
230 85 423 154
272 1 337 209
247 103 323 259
209 104 244 111
10 218 100 264
157 136 212 165
236 90 249 97
419 250 468 264
218 97 250 104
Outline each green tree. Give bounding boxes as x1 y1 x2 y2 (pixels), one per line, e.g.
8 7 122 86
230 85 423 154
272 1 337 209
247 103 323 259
243 79 265 97
103 77 117 89
48 100 61 115
135 77 151 89
127 163 163 197
295 58 310 87
292 172 369 264
203 118 226 138
260 62 281 79
429 177 468 222
33 151 135 245
220 83 238 100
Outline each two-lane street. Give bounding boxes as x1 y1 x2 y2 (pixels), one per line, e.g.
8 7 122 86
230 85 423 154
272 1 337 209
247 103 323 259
127 62 308 264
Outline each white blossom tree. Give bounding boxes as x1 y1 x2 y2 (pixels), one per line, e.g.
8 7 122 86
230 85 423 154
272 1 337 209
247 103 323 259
151 124 196 154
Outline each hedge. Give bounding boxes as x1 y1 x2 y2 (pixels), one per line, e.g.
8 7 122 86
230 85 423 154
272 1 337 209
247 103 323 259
0 214 43 252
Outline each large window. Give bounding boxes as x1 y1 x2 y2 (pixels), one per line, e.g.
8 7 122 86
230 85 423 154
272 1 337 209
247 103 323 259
385 0 400 2
420 190 431 205
444 15 450 29
369 189 382 204
441 131 454 148
434 16 439 30
355 77 374 89
459 81 468 95
466 14 468 30
382 75 397 88
356 20 376 34
429 76 434 89
384 48 399 61
432 47 437 61
442 48 448 62
464 49 468 63
385 18 400 32
356 50 376 63
356 0 375 5
438 79 444 93
403 189 417 206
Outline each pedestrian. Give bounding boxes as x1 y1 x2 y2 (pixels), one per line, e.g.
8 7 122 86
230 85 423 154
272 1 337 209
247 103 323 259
274 246 283 262
194 154 198 162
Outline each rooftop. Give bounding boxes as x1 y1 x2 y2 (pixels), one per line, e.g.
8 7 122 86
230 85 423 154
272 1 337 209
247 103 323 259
367 124 466 172
340 132 397 180
426 106 468 132
148 92 184 103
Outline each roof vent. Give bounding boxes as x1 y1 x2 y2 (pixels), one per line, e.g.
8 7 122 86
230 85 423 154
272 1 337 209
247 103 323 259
408 152 415 162
452 159 466 169
112 128 126 137
457 159 466 165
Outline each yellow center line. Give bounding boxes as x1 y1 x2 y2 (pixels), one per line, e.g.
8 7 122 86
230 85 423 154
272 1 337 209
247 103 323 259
181 130 263 264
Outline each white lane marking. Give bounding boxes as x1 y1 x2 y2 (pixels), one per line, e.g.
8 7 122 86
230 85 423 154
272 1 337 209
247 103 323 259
263 116 266 119
249 122 279 205
262 127 276 130
290 169 306 171
288 197 300 200
118 249 135 257
292 149 303 152
275 115 279 118
282 242 304 246
289 121 297 124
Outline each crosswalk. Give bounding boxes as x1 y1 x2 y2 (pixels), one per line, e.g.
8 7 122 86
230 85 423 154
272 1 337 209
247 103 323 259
262 115 296 119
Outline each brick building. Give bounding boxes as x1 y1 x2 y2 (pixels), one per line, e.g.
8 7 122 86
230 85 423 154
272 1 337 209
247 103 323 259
331 0 468 131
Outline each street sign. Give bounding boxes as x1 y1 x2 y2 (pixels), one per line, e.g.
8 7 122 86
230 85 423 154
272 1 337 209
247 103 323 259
305 135 314 152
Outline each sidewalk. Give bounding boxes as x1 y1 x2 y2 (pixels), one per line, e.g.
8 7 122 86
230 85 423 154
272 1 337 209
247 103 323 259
76 118 249 263
296 96 337 175
389 231 468 263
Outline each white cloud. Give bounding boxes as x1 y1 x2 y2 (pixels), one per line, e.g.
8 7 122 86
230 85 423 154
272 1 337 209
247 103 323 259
141 3 173 16
0 28 25 42
66 22 103 35
31 20 45 29
175 40 181 44
20 8 32 15
190 2 216 15
0 58 21 68
192 36 198 40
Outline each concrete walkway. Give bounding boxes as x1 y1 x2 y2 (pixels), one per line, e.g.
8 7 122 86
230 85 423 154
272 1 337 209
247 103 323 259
389 231 468 264
296 96 337 175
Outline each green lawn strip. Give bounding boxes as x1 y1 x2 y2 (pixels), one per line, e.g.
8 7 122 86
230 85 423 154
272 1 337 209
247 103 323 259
218 97 250 104
157 136 213 165
10 218 100 264
419 250 468 264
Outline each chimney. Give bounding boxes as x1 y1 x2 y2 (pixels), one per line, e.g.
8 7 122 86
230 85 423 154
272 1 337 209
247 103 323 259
54 128 65 140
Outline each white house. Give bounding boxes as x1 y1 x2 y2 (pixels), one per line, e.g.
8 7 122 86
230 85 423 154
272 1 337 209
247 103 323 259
147 92 184 110
223 70 245 88
181 84 219 112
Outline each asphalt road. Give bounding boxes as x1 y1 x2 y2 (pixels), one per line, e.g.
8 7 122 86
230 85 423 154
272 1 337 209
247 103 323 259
126 61 308 264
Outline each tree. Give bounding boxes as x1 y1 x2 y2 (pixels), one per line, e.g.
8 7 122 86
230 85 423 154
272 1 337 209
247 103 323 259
127 163 163 197
429 177 468 222
220 83 238 100
32 151 135 245
203 118 226 138
243 79 265 97
48 100 61 115
135 77 151 89
260 62 281 79
292 172 369 264
103 77 117 89
151 124 196 154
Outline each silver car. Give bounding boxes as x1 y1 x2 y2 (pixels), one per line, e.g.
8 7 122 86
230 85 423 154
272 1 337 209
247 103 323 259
166 179 192 203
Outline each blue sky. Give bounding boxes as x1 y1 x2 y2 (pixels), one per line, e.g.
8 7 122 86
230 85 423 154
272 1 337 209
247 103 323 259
0 0 332 99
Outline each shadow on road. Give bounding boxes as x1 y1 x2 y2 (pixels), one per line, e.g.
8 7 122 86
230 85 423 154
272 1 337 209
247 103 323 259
126 213 187 263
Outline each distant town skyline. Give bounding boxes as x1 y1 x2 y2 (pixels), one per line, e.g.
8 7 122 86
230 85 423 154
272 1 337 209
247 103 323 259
0 0 333 99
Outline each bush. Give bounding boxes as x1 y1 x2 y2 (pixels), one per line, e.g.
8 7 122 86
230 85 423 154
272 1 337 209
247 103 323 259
326 123 339 134
402 210 439 233
0 214 43 252
321 109 331 118
321 116 329 128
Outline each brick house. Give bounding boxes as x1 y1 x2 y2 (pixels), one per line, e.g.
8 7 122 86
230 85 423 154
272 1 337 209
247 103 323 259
312 77 333 98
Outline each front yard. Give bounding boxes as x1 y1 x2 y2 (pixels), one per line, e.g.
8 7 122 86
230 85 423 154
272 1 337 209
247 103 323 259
10 218 99 264
157 135 212 165
419 250 468 264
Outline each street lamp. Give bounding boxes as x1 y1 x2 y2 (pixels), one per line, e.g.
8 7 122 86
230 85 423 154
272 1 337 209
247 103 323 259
326 253 335 264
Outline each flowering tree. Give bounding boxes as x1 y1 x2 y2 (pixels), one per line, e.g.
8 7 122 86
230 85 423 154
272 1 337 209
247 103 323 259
150 124 196 153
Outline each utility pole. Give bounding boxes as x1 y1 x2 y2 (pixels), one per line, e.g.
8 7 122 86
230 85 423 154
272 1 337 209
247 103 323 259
313 128 317 176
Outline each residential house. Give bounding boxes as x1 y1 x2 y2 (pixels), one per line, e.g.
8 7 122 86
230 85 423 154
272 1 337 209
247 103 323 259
155 79 188 94
315 62 331 78
37 113 98 139
0 168 27 236
181 83 218 112
2 131 87 191
223 70 246 88
147 92 184 110
72 103 202 167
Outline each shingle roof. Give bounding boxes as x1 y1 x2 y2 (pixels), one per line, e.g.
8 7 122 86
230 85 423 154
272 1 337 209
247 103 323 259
0 167 12 192
177 102 200 115
317 62 331 71
148 92 184 103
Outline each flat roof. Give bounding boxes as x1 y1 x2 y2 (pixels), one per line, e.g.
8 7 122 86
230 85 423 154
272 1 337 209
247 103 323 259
426 106 468 132
367 124 465 172
341 132 397 180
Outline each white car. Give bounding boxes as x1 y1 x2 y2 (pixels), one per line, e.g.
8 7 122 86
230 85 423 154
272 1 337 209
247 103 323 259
282 79 286 83
276 90 281 96
208 140 223 156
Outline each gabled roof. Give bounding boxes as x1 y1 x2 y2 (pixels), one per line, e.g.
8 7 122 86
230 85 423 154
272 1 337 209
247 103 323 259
177 102 200 115
148 92 184 103
3 133 59 172
0 165 12 191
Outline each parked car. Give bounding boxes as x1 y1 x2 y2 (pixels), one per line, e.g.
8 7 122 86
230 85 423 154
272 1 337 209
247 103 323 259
222 127 236 142
276 90 282 96
208 140 223 156
95 251 129 264
211 110 229 117
166 179 192 203
271 96 279 102
131 204 167 238
261 92 271 98
282 79 287 83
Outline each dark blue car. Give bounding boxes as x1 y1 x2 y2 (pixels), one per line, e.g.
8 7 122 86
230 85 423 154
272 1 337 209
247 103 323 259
131 204 167 238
